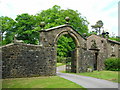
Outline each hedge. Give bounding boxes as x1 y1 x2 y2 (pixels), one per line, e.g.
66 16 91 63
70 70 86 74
104 58 120 71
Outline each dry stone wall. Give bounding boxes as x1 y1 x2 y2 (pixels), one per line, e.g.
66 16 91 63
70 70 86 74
2 43 56 78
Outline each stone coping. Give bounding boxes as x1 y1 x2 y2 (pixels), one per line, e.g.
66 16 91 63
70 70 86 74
39 24 86 40
107 39 120 45
0 43 43 48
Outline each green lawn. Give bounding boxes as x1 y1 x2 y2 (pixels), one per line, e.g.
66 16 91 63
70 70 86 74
56 63 65 67
70 71 119 83
2 76 84 88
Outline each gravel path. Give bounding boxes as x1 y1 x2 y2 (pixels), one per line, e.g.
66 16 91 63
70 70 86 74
57 65 119 89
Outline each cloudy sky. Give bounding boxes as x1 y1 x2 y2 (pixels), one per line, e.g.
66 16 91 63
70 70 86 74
0 0 119 36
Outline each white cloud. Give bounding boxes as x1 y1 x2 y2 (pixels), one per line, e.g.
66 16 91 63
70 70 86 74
0 0 118 36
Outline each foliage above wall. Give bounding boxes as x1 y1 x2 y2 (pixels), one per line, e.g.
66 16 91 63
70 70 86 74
1 5 119 57
0 5 89 45
1 5 90 58
109 37 120 42
57 34 76 57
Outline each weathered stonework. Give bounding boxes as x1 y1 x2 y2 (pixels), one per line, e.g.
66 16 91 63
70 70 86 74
79 49 95 72
2 43 56 78
1 24 120 78
87 35 120 70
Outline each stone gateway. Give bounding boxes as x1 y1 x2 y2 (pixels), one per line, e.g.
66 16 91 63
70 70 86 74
1 24 120 78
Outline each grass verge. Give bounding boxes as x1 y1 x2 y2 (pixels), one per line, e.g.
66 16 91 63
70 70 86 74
56 63 65 67
2 76 84 88
62 71 119 83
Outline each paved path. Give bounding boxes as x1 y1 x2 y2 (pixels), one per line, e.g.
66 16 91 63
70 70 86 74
57 65 119 89
57 65 66 72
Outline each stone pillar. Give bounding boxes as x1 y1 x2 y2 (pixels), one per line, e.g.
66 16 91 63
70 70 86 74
76 47 81 73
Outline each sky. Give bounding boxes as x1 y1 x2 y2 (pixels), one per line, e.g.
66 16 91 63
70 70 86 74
0 0 119 36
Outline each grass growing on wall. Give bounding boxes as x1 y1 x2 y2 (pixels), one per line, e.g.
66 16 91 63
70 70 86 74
2 76 84 88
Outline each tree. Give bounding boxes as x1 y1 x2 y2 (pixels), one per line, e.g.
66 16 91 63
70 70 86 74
0 16 16 45
91 20 103 35
57 34 76 57
35 5 89 57
15 13 39 44
36 5 89 34
1 5 89 59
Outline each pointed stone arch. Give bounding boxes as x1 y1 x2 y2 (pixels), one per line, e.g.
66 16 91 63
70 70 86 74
39 25 86 73
54 31 80 47
39 25 85 47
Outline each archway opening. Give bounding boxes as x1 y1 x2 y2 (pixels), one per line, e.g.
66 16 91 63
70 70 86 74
94 53 98 70
56 34 77 73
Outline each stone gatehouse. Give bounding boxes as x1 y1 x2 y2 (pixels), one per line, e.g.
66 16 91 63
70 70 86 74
1 24 120 78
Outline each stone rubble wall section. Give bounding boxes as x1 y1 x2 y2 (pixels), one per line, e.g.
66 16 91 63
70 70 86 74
79 49 95 72
2 25 120 78
2 43 56 78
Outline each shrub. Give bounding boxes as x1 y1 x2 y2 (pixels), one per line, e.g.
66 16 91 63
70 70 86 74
57 56 66 63
57 56 72 64
104 58 120 71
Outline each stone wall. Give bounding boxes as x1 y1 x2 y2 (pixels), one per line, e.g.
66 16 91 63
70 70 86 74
86 35 120 71
87 34 120 59
87 35 108 54
107 40 119 58
2 43 56 78
2 25 120 78
79 49 95 72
